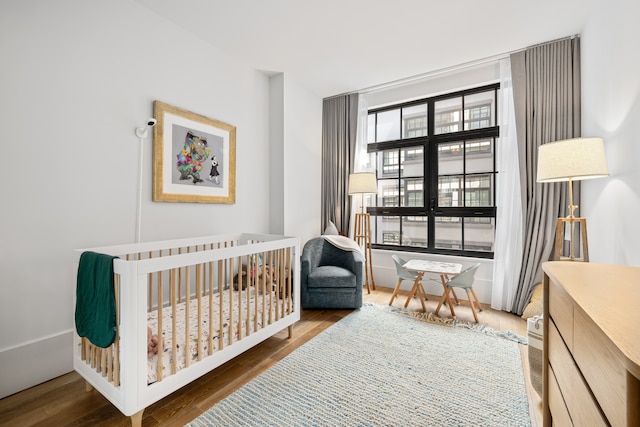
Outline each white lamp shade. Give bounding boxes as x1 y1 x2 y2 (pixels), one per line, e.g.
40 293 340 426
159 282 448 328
537 137 609 183
348 172 377 194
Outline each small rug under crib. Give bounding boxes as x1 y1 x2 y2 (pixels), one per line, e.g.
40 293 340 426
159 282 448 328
186 303 531 426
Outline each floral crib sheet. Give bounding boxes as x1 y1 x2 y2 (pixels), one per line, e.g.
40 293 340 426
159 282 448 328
146 288 282 384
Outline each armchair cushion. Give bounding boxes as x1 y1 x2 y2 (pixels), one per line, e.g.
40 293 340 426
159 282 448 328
308 266 356 289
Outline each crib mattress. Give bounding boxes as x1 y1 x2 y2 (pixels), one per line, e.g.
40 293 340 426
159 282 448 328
146 288 282 384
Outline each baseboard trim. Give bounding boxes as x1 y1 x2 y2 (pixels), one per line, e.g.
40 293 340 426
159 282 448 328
0 330 73 399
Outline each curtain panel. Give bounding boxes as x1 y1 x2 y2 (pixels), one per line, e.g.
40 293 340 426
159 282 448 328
491 58 524 311
321 94 359 235
510 37 581 314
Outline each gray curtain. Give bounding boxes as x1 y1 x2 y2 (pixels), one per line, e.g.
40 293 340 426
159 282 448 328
511 37 581 314
321 94 359 235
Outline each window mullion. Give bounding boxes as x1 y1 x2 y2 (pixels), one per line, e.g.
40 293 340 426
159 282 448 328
426 98 435 249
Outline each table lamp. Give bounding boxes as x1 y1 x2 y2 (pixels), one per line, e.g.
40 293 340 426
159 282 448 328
537 137 609 260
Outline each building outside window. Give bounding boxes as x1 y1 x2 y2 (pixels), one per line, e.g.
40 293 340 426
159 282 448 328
366 83 499 258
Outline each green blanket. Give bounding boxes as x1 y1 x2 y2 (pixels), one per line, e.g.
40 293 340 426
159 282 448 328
75 251 119 348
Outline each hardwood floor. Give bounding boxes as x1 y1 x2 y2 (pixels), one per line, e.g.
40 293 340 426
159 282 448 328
0 287 542 427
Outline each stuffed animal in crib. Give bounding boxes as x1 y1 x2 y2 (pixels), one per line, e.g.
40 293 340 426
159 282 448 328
232 264 275 291
232 266 249 291
176 131 211 184
147 327 159 358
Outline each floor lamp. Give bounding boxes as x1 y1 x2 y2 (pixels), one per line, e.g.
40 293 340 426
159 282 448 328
537 137 609 261
349 172 377 293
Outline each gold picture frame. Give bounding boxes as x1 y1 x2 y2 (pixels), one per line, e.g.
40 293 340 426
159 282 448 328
153 100 236 204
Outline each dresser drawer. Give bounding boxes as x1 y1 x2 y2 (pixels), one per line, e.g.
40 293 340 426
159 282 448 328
548 365 572 427
548 278 573 351
574 308 625 426
548 322 574 400
548 321 607 426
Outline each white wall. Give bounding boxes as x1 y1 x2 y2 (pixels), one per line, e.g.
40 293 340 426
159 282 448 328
581 0 640 265
269 74 285 235
283 78 323 245
0 0 321 398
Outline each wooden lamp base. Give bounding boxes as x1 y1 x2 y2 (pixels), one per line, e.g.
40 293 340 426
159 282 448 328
354 212 375 293
553 217 589 262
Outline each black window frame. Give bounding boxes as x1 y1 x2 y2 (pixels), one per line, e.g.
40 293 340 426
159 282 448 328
366 83 499 259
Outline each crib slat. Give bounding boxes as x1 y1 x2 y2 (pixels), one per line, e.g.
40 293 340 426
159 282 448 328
245 249 252 335
256 253 264 333
218 250 224 351
81 337 87 361
282 249 287 315
99 348 104 376
107 345 112 382
281 249 288 315
113 341 120 387
184 250 191 369
228 252 234 346
171 266 177 375
177 248 183 302
196 261 203 362
208 257 214 356
288 247 293 314
237 255 244 341
276 249 282 321
148 251 153 312
156 261 163 383
260 253 266 330
276 249 285 317
268 250 274 325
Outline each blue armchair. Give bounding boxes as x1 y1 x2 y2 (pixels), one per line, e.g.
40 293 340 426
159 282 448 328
301 236 364 309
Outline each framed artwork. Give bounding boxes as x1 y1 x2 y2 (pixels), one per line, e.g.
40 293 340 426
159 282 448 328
152 100 236 204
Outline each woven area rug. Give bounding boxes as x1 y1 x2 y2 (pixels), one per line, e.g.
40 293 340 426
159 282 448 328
186 303 531 427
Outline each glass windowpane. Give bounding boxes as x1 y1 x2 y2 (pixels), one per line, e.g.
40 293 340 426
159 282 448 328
435 217 462 250
400 146 424 178
378 150 400 178
464 217 495 252
402 103 428 139
438 142 464 175
465 175 493 207
378 179 400 207
376 109 400 142
464 91 495 130
377 216 400 246
402 216 427 247
367 114 376 143
465 139 494 173
400 178 423 207
434 97 462 135
438 176 464 207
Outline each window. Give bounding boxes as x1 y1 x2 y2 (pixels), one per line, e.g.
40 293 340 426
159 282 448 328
366 84 499 258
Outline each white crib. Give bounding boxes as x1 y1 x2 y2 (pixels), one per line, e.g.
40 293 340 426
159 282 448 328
73 233 300 426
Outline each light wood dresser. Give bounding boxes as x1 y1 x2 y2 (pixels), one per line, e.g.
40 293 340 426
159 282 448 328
542 262 640 426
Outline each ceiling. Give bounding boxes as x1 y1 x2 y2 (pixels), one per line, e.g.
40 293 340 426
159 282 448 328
135 0 597 98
